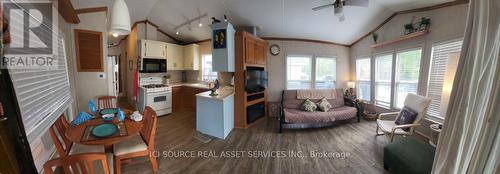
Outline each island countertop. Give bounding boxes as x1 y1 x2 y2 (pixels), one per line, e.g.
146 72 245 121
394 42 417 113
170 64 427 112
195 87 235 100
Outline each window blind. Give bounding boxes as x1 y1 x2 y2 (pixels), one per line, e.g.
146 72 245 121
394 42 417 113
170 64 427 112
427 40 463 119
5 3 71 144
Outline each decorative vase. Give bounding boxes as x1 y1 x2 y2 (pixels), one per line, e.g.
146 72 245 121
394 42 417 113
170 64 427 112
117 108 125 122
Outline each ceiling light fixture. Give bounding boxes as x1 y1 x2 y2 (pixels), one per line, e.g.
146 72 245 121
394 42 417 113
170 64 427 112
175 31 179 35
112 33 119 37
199 22 203 27
110 0 131 36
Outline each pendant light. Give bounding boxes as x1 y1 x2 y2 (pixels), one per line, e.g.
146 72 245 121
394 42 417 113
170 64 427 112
110 0 131 36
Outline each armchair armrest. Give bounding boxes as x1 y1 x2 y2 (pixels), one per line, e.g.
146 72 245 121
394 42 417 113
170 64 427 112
378 112 399 120
391 123 421 134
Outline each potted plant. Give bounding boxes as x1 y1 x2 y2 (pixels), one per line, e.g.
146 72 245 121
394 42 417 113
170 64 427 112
164 74 171 85
372 32 379 43
419 17 431 31
404 23 415 35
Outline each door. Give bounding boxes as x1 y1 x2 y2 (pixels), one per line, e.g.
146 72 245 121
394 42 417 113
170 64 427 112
107 56 119 97
0 69 37 174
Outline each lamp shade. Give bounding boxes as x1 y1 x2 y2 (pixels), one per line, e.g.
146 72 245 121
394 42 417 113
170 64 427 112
347 82 355 88
110 0 131 35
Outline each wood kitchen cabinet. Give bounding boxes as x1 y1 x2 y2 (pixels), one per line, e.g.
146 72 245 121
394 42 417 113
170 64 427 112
172 86 209 112
141 40 165 59
166 43 184 70
242 33 267 65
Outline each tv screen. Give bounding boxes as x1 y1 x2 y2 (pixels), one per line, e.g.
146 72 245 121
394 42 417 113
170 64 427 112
245 70 268 93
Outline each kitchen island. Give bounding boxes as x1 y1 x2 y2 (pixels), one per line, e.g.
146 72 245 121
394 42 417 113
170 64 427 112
196 87 235 139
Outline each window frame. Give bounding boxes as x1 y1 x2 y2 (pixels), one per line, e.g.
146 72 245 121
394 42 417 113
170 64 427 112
355 57 371 102
285 54 337 90
201 54 217 82
394 47 423 109
374 52 394 109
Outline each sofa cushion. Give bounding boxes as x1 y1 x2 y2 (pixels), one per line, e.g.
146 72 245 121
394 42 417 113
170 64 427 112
316 98 332 112
395 106 418 131
284 106 357 123
301 99 317 112
283 89 344 110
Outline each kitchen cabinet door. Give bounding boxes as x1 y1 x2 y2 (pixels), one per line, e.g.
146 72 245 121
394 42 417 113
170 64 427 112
183 44 199 70
172 86 182 112
166 44 184 70
254 41 266 65
244 38 255 64
143 40 165 58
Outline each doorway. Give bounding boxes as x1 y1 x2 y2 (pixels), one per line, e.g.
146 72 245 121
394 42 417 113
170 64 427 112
107 55 120 97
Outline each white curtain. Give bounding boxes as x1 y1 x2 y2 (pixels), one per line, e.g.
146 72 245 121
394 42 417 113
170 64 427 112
432 0 500 173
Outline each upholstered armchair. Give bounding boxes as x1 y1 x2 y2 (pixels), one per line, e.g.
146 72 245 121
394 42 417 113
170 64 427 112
376 93 432 142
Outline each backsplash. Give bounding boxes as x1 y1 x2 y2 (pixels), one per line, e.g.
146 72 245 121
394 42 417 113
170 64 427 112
140 70 234 86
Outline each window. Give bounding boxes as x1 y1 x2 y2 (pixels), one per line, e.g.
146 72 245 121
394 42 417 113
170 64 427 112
315 57 336 89
201 54 217 81
286 56 312 89
375 54 393 108
427 40 463 119
356 58 371 101
286 56 336 89
395 49 422 108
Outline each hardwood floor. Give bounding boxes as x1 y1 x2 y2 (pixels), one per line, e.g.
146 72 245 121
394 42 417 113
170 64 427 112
119 110 397 174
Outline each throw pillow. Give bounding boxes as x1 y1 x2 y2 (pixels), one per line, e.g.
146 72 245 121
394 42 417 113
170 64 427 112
316 98 332 112
301 99 317 112
395 106 418 131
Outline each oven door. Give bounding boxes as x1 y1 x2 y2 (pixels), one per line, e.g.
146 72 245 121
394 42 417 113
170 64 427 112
146 91 172 110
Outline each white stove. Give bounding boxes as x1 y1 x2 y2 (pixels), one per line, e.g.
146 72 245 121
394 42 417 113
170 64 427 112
138 77 172 116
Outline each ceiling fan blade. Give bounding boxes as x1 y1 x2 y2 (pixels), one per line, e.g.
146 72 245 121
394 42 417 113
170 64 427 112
312 4 335 11
345 0 369 7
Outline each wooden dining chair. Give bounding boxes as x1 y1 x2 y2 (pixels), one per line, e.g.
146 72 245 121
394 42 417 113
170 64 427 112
49 114 103 157
113 106 158 174
97 96 117 110
43 153 114 174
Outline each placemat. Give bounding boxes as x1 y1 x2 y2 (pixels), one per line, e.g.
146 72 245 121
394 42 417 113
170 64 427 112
81 122 128 142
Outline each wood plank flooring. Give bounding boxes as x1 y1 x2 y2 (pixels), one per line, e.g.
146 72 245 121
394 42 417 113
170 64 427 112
119 110 395 174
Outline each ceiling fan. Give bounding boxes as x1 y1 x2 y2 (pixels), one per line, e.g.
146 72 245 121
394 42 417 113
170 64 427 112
312 0 369 22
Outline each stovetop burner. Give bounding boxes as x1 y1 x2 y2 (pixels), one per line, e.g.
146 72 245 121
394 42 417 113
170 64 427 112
143 84 168 88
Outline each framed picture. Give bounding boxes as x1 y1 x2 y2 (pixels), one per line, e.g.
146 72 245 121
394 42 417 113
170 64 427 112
213 29 227 49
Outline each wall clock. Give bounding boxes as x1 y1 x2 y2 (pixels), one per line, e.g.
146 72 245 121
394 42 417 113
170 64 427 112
270 44 280 56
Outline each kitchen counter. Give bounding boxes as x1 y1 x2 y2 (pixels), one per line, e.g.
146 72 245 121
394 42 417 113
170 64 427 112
169 82 210 89
195 87 235 100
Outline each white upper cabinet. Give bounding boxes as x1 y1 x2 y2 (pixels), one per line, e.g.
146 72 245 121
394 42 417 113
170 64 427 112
183 44 200 70
141 40 165 58
166 43 184 70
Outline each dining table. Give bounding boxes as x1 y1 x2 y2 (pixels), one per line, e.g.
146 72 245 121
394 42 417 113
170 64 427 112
65 108 143 153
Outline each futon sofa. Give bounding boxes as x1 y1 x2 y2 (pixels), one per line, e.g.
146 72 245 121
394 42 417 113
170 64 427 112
279 89 359 133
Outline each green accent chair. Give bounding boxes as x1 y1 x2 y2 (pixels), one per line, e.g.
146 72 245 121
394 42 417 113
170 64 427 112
384 137 436 174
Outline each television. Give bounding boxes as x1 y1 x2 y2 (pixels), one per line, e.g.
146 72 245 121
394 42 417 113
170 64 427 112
245 70 268 93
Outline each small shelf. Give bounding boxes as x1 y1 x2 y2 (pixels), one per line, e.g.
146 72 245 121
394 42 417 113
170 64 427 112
370 30 429 48
246 91 265 96
246 98 265 106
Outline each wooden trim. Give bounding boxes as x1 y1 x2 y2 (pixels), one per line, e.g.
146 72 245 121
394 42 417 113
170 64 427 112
75 7 108 14
370 30 429 48
74 29 104 72
349 0 469 47
263 37 349 47
56 0 80 24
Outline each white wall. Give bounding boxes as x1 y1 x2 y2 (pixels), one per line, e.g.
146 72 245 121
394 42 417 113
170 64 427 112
349 4 468 138
69 12 110 112
266 40 351 102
